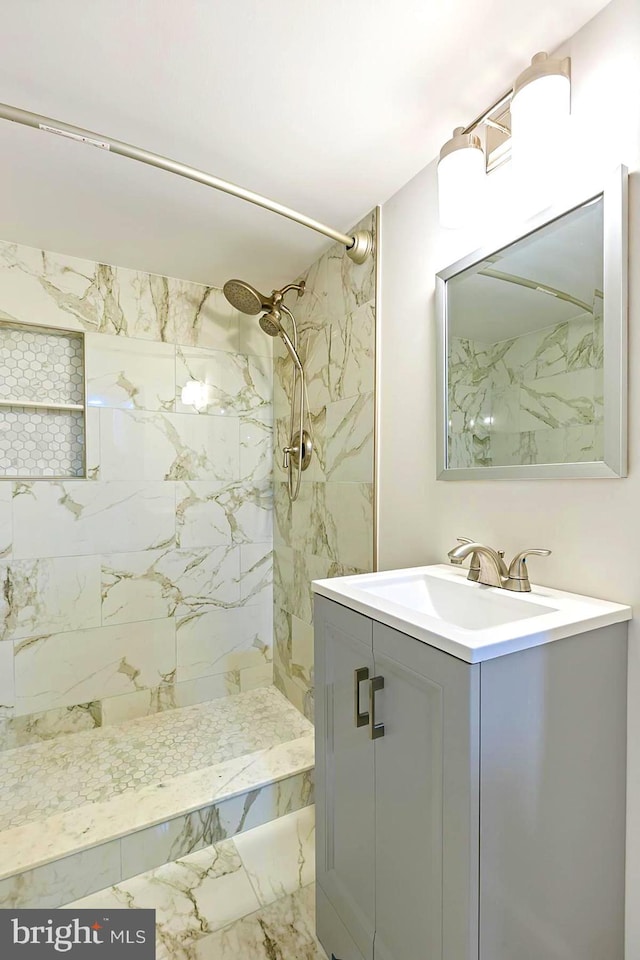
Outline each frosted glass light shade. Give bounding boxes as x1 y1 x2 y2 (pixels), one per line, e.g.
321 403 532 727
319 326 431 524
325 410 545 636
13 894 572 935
511 72 570 134
438 131 486 229
510 54 571 214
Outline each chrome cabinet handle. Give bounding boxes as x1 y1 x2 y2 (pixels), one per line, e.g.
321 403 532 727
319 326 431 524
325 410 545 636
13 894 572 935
354 667 369 727
369 675 385 740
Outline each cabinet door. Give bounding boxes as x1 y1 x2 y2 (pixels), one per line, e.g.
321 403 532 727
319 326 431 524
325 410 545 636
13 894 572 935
373 623 480 960
315 597 376 960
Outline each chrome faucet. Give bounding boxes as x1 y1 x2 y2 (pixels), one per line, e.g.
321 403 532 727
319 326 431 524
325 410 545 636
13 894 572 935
448 539 551 592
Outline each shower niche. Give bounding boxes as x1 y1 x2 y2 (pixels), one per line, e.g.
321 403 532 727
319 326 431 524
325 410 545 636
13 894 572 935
0 321 86 478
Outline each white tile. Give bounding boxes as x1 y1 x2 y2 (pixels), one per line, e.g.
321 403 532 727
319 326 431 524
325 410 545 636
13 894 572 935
0 841 121 909
86 334 175 412
0 406 84 479
0 731 313 871
0 703 100 748
0 325 83 405
238 315 274 358
240 415 273 487
326 393 374 482
327 299 375 400
12 481 175 559
99 409 239 482
324 483 374 570
176 346 271 417
291 616 314 676
176 480 272 548
119 804 241 878
0 241 98 334
99 687 169 726
0 640 14 715
240 663 274 691
69 841 261 945
102 546 241 625
176 603 272 682
84 406 101 479
164 283 241 351
520 368 599 432
171 673 241 708
234 805 316 906
14 618 176 715
192 884 323 960
240 544 273 606
0 556 101 641
0 482 11 558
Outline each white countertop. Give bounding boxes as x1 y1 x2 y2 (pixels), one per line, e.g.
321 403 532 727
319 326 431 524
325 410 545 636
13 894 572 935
312 564 632 663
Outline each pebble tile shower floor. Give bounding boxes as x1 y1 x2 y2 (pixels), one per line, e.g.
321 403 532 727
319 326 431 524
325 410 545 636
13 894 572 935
0 687 311 831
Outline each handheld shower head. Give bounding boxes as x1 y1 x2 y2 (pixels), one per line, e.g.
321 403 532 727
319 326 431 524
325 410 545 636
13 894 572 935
259 308 284 337
223 279 269 315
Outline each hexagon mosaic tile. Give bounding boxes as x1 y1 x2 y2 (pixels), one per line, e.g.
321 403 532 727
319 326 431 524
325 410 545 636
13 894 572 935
0 687 312 831
0 407 84 477
0 323 85 477
0 325 84 405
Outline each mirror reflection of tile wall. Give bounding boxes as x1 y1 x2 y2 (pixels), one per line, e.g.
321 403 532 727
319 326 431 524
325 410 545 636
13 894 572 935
448 297 604 469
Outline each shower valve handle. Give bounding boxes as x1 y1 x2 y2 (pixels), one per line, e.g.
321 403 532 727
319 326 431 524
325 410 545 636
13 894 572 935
282 444 296 468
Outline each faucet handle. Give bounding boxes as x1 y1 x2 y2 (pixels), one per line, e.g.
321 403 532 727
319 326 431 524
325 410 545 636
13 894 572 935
506 548 551 592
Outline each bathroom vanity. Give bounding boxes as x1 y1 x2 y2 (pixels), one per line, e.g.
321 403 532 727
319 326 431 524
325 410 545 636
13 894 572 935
312 565 631 960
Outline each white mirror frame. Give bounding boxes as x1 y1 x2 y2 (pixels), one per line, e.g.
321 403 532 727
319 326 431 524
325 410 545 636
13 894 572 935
436 165 628 480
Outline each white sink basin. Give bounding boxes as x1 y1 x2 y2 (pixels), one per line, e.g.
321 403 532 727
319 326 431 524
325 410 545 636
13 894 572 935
357 571 555 630
312 564 631 663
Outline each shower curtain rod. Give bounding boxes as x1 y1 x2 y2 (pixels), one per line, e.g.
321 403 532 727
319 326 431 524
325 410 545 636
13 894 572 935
0 102 373 264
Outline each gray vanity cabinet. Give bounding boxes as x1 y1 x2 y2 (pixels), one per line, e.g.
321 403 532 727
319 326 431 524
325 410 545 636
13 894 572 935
315 596 480 960
315 596 376 960
314 594 627 960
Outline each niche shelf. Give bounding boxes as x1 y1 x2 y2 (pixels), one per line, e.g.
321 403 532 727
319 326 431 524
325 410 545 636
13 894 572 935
0 321 86 479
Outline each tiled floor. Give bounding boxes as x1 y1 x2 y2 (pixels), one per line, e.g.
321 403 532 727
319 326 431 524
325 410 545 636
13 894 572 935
0 688 312 830
65 805 326 960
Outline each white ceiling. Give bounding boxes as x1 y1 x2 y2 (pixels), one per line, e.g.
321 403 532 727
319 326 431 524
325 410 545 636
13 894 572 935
0 0 610 289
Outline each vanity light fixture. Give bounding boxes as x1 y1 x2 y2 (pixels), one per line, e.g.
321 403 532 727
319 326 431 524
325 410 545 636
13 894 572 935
437 51 571 228
510 52 571 140
437 127 486 229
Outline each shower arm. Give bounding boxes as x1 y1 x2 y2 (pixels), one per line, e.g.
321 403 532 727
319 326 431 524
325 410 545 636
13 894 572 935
0 102 373 264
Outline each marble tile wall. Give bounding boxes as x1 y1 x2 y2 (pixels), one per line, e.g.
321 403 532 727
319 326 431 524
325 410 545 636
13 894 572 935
448 308 604 469
273 212 377 719
0 240 274 748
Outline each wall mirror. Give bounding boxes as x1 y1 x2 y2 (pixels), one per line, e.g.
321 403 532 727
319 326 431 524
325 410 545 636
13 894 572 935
436 166 627 480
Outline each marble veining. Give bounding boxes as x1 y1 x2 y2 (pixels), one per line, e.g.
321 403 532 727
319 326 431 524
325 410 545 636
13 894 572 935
101 545 242 624
0 734 313 887
63 808 320 960
0 687 311 832
0 236 275 734
0 556 101 641
273 212 376 719
0 241 241 349
448 311 604 469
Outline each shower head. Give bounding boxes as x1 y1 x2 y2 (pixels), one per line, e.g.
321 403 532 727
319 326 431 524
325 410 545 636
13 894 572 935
259 308 284 337
223 279 269 315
